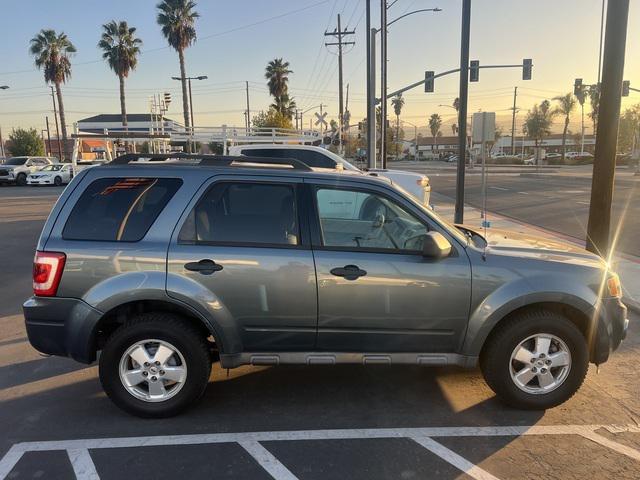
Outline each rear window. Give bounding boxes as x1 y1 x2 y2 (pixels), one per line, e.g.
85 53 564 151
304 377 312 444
63 177 182 241
241 148 336 169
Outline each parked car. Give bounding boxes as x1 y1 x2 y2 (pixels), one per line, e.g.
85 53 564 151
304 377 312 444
566 151 593 159
228 144 432 207
0 156 56 185
24 153 628 417
27 163 73 186
544 153 562 160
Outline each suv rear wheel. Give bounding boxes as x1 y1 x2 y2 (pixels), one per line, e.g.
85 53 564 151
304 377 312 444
16 173 27 186
480 309 588 410
99 312 211 418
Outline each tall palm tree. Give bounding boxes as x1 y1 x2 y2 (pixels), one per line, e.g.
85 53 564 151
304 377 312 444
429 113 442 152
553 93 576 162
265 58 294 119
575 86 587 153
588 86 600 133
157 0 199 131
98 21 142 130
270 93 296 121
29 29 76 160
391 94 404 157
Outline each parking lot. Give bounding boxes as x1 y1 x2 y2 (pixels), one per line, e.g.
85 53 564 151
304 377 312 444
1 185 639 480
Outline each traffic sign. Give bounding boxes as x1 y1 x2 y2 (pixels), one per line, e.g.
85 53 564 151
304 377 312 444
314 111 328 127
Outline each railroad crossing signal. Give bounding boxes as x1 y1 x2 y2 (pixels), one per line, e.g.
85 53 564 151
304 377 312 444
315 111 328 128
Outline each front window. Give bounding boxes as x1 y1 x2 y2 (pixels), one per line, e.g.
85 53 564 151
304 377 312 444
40 165 63 172
4 157 27 166
315 187 428 251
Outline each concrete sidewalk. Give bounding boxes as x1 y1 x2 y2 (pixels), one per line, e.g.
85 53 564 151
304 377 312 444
431 193 640 313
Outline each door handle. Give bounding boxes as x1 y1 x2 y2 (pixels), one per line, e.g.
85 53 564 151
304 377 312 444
184 259 223 275
330 264 367 281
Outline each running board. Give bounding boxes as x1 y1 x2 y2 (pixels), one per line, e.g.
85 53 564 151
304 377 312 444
220 352 477 369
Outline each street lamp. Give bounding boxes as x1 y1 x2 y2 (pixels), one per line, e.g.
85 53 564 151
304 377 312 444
377 6 441 168
171 75 208 133
401 119 419 161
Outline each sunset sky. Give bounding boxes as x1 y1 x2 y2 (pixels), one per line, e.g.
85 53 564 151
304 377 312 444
0 0 638 138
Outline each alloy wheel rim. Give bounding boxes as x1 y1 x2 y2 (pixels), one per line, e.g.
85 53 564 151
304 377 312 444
509 333 571 395
118 339 187 402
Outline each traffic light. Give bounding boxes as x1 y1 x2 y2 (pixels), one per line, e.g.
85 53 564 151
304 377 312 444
522 59 532 80
574 78 583 96
164 92 172 106
424 71 434 93
469 60 479 82
622 80 630 97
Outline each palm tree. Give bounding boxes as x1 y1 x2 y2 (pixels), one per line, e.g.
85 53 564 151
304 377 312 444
391 94 405 157
429 113 442 152
270 93 296 121
575 85 587 153
265 58 294 119
98 21 142 131
588 86 600 133
553 93 576 162
29 29 76 160
157 0 199 131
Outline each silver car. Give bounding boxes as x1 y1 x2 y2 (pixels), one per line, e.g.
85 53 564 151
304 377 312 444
23 153 628 417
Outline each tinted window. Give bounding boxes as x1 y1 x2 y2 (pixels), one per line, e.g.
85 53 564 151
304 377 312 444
63 178 182 241
315 187 427 251
5 157 27 165
180 182 299 246
242 148 336 169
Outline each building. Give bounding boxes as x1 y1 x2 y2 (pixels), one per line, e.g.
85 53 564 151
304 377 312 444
77 114 183 135
492 134 596 155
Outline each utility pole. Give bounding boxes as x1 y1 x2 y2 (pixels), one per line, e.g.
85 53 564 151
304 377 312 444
366 0 376 169
586 0 630 258
50 86 63 160
325 13 355 154
454 0 471 224
245 80 251 131
45 116 52 156
0 126 4 158
380 0 388 167
510 86 517 155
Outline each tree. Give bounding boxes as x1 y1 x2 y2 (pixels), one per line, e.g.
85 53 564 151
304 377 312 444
553 93 576 161
157 0 199 131
251 108 293 130
428 113 442 151
7 128 45 156
98 21 142 131
617 103 640 154
265 58 295 120
391 94 404 158
588 85 600 133
29 29 76 160
575 85 588 153
523 100 556 165
453 97 460 112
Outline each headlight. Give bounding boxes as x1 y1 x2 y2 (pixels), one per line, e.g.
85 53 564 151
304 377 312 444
607 273 622 298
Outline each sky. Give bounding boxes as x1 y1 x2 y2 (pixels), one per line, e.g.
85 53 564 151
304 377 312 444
0 0 639 139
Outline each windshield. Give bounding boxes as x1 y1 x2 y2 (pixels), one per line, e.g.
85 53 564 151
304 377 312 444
40 165 63 171
4 157 27 166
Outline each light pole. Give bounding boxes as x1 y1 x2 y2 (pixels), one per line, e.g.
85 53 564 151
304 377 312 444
401 119 419 161
378 5 442 168
172 75 207 133
0 86 7 157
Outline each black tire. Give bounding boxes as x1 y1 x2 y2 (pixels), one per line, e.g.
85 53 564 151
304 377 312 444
99 312 211 418
54 176 62 186
16 173 27 186
480 309 588 410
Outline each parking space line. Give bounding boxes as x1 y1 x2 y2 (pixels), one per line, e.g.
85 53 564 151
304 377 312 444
67 449 99 480
578 430 640 462
238 441 300 480
410 436 500 480
0 446 23 480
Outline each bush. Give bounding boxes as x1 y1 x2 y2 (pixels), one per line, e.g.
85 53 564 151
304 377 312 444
7 128 45 156
487 156 523 165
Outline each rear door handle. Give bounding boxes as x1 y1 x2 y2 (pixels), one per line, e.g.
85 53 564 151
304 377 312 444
330 264 367 281
184 259 223 275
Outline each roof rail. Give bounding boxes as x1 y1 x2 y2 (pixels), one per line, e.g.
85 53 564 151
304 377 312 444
109 153 312 171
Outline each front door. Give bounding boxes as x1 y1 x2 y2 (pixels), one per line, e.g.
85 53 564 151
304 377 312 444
309 182 471 353
167 177 317 352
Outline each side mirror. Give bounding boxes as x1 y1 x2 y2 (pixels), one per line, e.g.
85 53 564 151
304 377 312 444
422 231 452 259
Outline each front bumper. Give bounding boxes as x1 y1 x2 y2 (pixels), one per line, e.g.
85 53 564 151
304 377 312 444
27 178 53 185
23 296 103 364
591 297 628 364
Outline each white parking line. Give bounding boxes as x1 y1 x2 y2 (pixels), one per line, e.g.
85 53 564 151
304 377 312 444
1 424 639 480
490 186 509 191
517 191 529 195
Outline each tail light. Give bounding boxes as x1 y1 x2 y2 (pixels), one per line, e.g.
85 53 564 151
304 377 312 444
33 251 66 296
606 273 622 298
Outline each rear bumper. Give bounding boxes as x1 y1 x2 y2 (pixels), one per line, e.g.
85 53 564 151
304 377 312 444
591 297 628 364
23 296 103 364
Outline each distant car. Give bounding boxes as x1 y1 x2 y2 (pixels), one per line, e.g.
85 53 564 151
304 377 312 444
544 153 562 160
0 156 56 186
566 151 593 159
27 163 73 186
490 153 508 159
524 157 536 165
447 155 458 163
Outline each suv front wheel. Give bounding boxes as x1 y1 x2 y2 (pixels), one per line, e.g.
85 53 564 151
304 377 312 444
480 309 589 410
99 312 212 418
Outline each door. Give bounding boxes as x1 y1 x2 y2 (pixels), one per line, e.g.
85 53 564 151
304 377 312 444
167 177 318 352
309 183 471 353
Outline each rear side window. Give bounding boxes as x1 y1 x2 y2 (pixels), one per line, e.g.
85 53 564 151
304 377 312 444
241 148 336 169
179 182 299 246
63 177 182 241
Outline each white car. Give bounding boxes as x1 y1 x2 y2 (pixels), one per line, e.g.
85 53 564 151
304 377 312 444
228 144 432 207
27 163 73 186
566 151 593 158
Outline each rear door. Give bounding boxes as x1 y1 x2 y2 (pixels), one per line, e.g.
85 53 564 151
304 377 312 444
166 175 318 352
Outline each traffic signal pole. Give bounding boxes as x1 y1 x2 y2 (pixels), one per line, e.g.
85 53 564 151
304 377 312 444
586 0 630 258
455 0 471 224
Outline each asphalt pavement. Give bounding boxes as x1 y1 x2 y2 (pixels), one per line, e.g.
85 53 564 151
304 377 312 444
0 184 639 480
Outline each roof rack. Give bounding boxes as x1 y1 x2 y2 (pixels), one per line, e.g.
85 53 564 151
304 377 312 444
109 153 312 171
